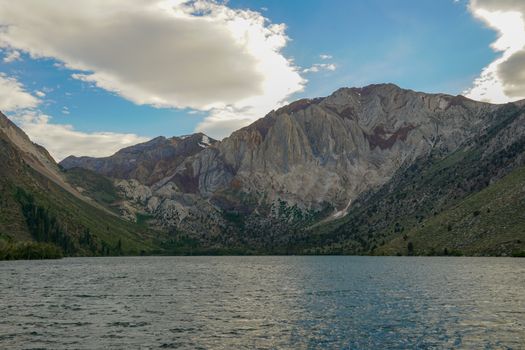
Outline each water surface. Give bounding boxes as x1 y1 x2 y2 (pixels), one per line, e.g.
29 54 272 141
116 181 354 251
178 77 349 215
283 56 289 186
1 256 524 349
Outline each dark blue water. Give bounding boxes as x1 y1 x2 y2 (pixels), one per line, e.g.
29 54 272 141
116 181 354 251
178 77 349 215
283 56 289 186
1 256 524 349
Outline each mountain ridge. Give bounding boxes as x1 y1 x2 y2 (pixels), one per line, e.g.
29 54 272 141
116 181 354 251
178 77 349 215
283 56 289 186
61 132 218 186
166 83 497 208
0 111 168 258
2 83 524 257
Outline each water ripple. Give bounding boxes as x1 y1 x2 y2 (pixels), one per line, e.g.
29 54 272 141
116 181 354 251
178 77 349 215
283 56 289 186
0 256 524 349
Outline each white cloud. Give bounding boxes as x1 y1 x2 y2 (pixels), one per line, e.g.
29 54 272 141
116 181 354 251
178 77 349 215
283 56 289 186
0 73 40 112
0 0 305 139
320 54 333 60
9 112 149 161
3 49 21 63
196 105 255 140
464 0 525 102
35 90 46 98
302 63 337 74
0 73 148 161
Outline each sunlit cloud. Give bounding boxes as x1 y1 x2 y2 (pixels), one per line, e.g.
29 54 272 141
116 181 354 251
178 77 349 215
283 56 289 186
464 0 525 103
2 49 21 63
0 0 305 139
0 73 148 161
9 111 149 161
303 63 337 74
0 73 40 112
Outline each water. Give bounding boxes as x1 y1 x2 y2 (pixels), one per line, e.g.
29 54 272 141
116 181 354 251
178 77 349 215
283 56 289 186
0 256 524 349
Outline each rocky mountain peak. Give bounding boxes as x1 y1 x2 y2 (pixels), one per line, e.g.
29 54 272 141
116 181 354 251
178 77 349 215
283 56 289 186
1 112 63 181
58 84 510 227
166 84 502 212
0 111 105 208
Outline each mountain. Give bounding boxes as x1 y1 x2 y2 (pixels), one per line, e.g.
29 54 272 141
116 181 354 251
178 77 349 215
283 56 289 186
180 84 494 207
58 83 525 256
305 100 525 256
0 112 167 259
61 133 217 185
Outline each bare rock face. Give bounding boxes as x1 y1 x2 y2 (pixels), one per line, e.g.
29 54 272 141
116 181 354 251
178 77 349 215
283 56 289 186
114 175 228 237
60 84 510 236
1 112 64 184
115 179 152 204
173 84 496 214
0 112 94 203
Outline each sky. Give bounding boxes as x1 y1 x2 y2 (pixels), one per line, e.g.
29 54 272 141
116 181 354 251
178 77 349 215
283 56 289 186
0 0 524 161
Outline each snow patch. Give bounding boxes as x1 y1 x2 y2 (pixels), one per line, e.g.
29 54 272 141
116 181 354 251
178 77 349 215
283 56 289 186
201 134 211 145
331 199 352 219
199 134 212 148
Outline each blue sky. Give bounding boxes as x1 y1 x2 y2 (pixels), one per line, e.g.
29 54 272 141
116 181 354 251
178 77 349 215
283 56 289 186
0 0 523 160
231 0 496 95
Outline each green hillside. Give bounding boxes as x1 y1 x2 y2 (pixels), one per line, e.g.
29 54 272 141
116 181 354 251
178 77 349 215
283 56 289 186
64 167 122 211
2 101 525 258
303 105 525 256
379 164 525 256
0 134 167 259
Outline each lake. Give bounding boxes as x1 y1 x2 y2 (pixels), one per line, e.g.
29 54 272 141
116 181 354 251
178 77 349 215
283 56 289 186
0 256 524 349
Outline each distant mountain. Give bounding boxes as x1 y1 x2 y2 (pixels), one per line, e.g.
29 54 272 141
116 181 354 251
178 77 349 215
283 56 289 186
303 99 525 256
32 84 525 255
61 133 217 185
0 112 166 259
54 84 525 254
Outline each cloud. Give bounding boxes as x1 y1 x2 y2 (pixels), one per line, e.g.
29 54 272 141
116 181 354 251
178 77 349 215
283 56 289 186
3 49 21 63
0 0 305 139
498 49 525 97
197 115 254 141
0 73 40 112
320 54 333 60
9 112 149 161
464 0 525 102
35 90 46 98
0 73 148 160
302 63 337 74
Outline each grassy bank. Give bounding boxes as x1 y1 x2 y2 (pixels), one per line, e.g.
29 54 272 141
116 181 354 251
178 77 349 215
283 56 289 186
0 240 63 260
